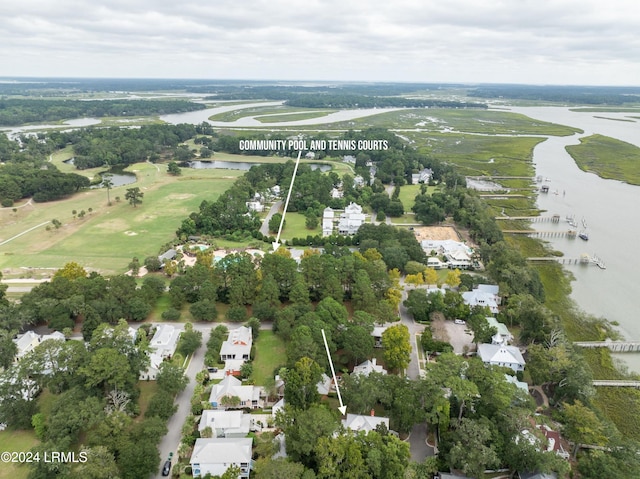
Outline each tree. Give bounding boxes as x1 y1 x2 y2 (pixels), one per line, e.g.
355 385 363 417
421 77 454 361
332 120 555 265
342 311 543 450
448 417 499 479
178 328 203 357
276 404 340 467
342 325 374 363
102 175 114 206
269 212 284 234
167 161 182 175
145 390 178 420
157 362 188 395
284 357 323 409
562 400 608 459
71 446 120 479
53 261 87 281
81 347 134 392
444 268 461 288
190 299 218 321
125 187 144 207
381 324 411 373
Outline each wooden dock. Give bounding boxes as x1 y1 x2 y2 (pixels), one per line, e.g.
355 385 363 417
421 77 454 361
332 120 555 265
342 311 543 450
574 341 640 352
503 229 577 239
495 215 561 223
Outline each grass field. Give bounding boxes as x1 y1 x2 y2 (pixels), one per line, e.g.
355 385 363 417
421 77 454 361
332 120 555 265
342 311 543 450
280 212 320 240
252 331 286 386
0 430 39 479
0 162 242 276
397 184 422 211
329 108 583 136
256 110 337 123
208 105 328 122
137 381 159 419
565 134 640 185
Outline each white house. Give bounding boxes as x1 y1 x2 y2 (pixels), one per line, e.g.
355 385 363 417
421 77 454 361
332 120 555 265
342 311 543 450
190 437 253 479
462 285 501 314
477 343 526 372
486 317 513 345
209 374 265 410
322 207 335 237
198 410 252 438
421 239 473 267
220 326 252 362
342 413 389 433
245 200 264 213
140 324 181 380
343 155 356 164
338 202 366 235
352 358 387 377
411 168 433 185
316 373 334 395
13 330 65 365
371 325 390 348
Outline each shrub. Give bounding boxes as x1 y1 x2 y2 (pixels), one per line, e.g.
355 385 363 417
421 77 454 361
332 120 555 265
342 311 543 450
161 308 181 321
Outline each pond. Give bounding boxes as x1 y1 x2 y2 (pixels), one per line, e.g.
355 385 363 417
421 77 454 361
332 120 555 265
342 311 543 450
62 158 138 187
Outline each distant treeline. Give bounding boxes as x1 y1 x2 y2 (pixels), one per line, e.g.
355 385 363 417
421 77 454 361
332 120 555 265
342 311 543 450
204 87 486 109
468 85 640 105
0 99 205 126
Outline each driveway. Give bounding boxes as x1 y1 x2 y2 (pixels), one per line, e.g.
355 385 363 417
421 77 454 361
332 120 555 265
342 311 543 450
398 280 426 380
260 200 282 236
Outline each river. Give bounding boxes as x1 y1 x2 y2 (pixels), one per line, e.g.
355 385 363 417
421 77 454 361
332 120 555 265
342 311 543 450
508 107 640 370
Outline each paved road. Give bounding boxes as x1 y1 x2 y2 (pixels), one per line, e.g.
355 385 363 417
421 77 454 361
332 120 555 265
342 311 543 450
151 322 273 479
259 200 282 236
153 337 204 479
408 422 435 462
398 280 426 380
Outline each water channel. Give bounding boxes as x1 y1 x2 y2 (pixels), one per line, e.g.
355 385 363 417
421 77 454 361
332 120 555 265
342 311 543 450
508 107 640 370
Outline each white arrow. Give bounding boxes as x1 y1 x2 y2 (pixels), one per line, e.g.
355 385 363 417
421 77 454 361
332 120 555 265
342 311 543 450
272 150 302 251
321 329 347 415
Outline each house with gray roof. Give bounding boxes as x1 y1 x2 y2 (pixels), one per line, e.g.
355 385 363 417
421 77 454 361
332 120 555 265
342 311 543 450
140 324 181 380
190 437 252 478
220 326 252 363
352 358 387 377
477 343 525 372
342 413 389 433
209 374 265 410
198 410 252 438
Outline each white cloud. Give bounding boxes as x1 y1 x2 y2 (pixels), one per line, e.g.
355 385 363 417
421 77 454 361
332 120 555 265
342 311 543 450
0 0 638 84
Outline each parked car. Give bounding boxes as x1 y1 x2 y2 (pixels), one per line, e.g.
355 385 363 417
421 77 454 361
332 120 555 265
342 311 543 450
162 460 171 476
454 319 466 325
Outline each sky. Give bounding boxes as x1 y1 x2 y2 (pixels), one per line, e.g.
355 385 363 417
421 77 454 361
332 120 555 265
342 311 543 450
1 0 639 86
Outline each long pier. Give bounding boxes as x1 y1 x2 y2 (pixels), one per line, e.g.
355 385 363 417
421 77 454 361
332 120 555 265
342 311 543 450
503 229 577 239
592 380 640 388
495 215 561 223
574 341 640 352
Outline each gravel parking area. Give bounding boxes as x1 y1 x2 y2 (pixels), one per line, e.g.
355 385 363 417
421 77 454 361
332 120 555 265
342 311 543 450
432 317 476 354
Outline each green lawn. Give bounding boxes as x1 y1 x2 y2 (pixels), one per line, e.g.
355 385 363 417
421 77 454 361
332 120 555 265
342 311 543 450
280 212 320 240
137 381 159 419
252 331 286 386
0 430 39 479
397 184 422 212
256 110 337 123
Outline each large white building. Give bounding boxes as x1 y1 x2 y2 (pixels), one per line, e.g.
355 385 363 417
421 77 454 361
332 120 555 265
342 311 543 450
337 202 366 235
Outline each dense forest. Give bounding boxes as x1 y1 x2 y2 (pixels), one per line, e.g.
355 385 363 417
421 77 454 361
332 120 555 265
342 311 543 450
49 123 201 169
0 99 205 126
0 134 90 205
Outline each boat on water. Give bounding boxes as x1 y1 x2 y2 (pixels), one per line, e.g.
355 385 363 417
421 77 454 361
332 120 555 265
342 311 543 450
579 232 589 241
